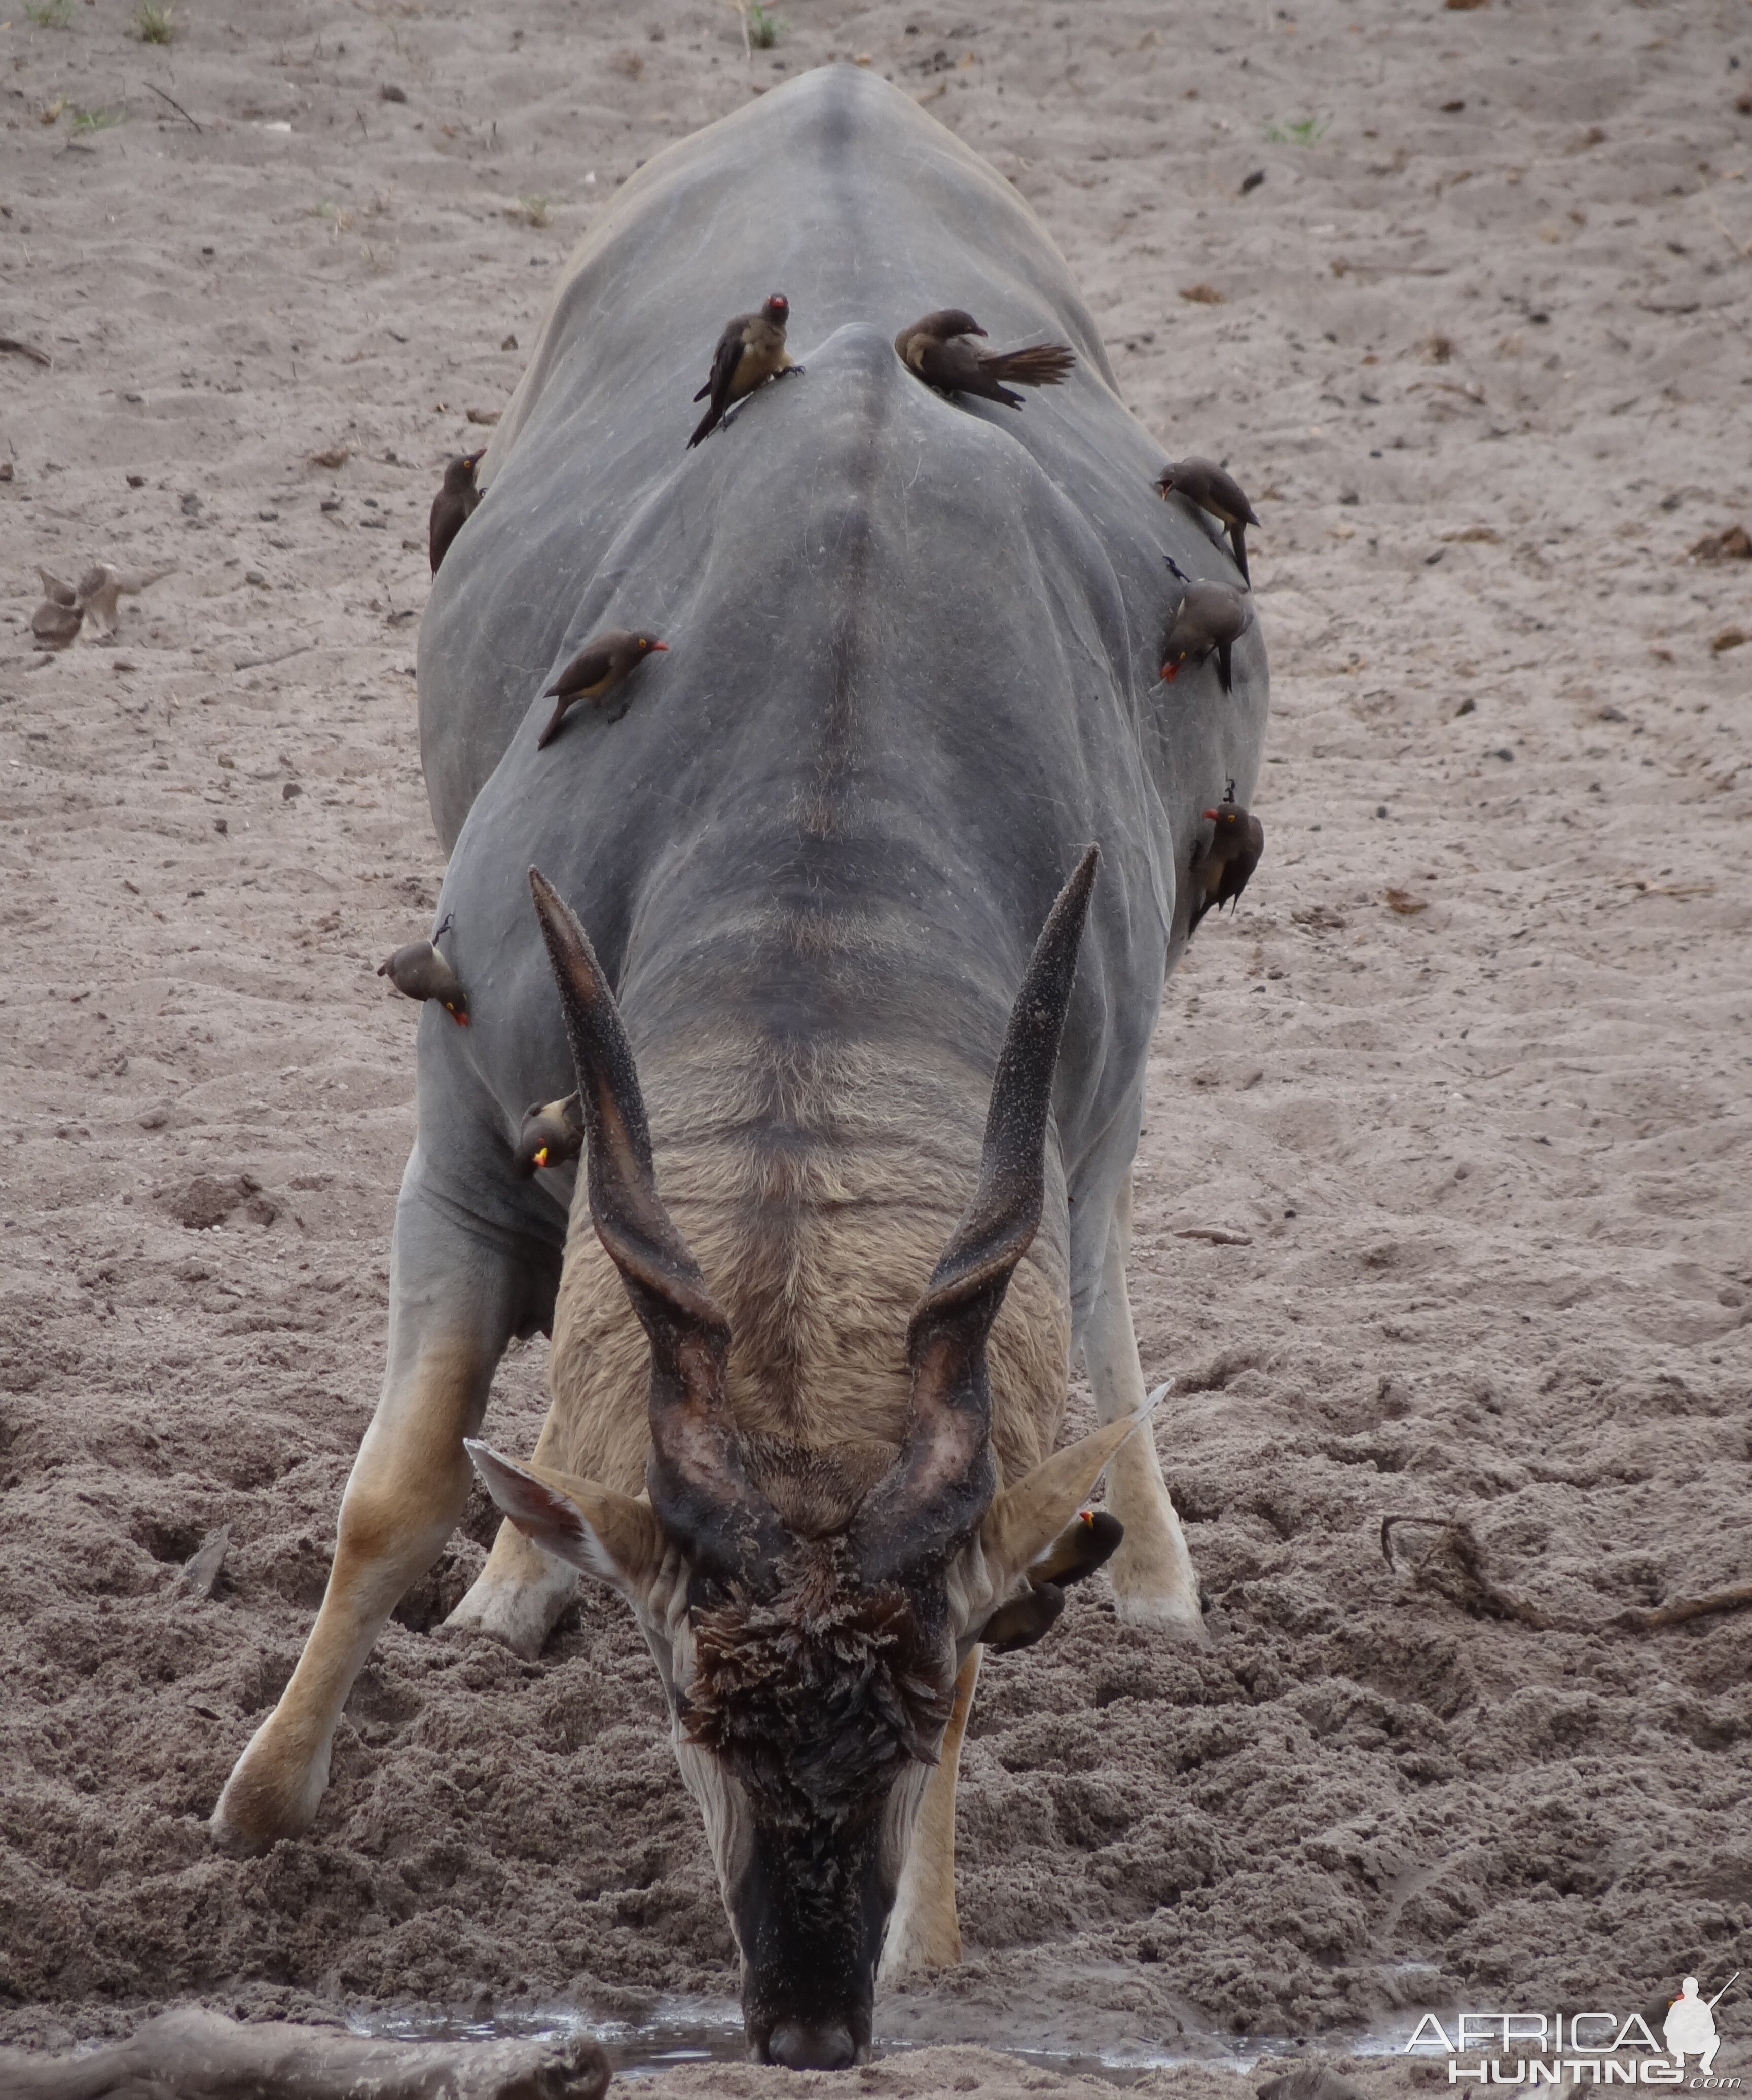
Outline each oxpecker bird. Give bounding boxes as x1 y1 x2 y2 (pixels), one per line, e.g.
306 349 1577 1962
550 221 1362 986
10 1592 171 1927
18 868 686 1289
535 629 668 748
429 451 484 572
1161 558 1254 695
378 915 470 1025
1156 457 1260 585
894 308 1076 409
1189 787 1265 931
979 1509 1126 1654
688 294 798 448
513 1094 583 1177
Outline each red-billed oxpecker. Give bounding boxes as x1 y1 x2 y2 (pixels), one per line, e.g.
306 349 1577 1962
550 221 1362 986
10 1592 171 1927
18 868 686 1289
428 451 484 573
977 1508 1124 1653
1161 556 1254 696
377 914 469 1025
894 308 1076 409
513 1093 583 1178
535 629 668 748
1155 456 1260 586
1188 784 1265 932
687 293 798 448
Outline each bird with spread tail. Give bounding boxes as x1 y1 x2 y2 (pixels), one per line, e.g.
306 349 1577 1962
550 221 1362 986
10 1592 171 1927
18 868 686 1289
513 1094 583 1177
687 294 799 448
535 629 668 748
1188 785 1265 931
1155 457 1260 585
377 915 470 1025
429 451 484 573
1161 557 1254 695
894 308 1076 409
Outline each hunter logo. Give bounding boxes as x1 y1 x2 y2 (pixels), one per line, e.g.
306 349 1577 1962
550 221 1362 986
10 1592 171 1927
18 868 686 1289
1667 1981 1727 2080
1405 1975 1739 2088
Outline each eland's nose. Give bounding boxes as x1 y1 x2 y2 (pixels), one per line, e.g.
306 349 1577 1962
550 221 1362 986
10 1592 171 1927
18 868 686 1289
767 2020 856 2071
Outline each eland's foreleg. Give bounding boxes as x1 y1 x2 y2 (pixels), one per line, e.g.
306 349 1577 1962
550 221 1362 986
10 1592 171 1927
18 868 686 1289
443 1490 581 1659
878 1647 980 1982
212 1152 539 1852
1081 1167 1207 1640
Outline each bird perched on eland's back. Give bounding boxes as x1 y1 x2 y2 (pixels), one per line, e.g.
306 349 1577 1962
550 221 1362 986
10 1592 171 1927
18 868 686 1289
535 629 668 748
894 308 1076 409
687 294 799 448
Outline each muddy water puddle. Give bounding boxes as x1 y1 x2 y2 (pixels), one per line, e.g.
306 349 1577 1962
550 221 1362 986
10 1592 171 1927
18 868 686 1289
358 1997 1405 2083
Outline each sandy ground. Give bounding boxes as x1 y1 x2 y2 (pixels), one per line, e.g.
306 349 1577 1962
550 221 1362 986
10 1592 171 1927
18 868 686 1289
3 0 1750 2090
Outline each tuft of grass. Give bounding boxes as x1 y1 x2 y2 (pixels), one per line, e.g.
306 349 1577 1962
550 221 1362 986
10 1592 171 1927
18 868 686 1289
747 2 780 47
1262 114 1330 145
69 105 125 135
24 0 73 26
132 2 175 43
507 193 551 227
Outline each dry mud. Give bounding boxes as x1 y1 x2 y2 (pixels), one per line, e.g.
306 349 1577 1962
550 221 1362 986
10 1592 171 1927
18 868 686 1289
1 0 1749 2091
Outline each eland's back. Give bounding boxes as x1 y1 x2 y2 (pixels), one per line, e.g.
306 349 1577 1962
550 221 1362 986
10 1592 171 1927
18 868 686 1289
415 63 1265 1331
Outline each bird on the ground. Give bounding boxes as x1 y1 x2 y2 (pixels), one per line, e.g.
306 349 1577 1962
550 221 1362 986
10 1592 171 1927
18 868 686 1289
1188 785 1265 931
535 629 668 748
1160 558 1254 694
1155 457 1260 584
513 1093 583 1177
31 568 81 648
687 294 798 448
378 913 469 1024
429 451 485 572
894 308 1076 409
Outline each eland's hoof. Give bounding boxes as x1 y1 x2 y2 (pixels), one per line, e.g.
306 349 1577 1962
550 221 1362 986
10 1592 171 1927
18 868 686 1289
1112 1590 1212 1643
210 1720 330 1855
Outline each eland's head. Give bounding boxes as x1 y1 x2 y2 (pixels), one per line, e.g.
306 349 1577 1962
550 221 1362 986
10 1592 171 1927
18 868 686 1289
467 853 1140 2069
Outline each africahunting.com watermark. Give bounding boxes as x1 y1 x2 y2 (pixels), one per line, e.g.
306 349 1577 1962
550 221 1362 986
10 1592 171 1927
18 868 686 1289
1406 1976 1739 2088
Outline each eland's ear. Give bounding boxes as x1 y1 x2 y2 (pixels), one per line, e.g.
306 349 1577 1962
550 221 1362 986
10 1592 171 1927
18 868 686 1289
977 1387 1165 1594
465 1440 667 1597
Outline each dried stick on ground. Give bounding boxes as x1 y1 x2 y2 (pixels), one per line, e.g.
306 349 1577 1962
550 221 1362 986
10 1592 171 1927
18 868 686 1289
146 82 203 132
0 2009 612 2100
1612 1581 1752 1631
1381 1516 1752 1635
